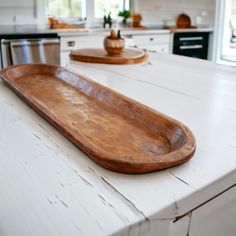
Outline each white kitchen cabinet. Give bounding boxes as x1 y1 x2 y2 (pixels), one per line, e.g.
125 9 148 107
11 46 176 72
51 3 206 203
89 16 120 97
189 186 236 236
125 33 171 53
168 214 190 236
1 50 236 236
60 32 171 67
168 185 236 236
60 35 104 66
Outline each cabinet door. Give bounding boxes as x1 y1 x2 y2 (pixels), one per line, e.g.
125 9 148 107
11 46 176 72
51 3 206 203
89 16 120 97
138 43 170 53
189 186 236 236
132 34 170 45
60 35 104 66
131 34 170 53
75 36 104 48
168 214 190 236
60 51 70 67
60 36 104 51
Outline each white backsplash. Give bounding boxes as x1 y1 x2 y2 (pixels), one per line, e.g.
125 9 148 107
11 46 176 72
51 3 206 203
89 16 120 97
0 0 45 25
0 0 216 27
0 8 35 25
133 0 216 27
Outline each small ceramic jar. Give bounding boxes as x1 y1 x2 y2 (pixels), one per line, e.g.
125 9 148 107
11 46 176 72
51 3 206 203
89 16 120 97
104 30 125 56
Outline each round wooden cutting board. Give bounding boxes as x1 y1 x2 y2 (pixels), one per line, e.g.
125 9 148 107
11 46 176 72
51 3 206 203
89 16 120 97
70 48 148 64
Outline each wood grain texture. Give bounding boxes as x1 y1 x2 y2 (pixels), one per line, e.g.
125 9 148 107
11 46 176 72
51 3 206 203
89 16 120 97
70 48 148 64
176 13 197 29
0 64 196 173
103 31 125 56
176 13 191 28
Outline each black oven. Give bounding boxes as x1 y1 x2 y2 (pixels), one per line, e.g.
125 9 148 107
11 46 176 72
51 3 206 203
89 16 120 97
173 32 209 60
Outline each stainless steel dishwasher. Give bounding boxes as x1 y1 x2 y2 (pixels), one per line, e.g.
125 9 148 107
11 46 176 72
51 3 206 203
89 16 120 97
1 38 60 68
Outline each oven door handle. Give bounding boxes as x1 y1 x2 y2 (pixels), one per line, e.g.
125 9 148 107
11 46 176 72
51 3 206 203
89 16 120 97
180 45 203 50
179 37 204 41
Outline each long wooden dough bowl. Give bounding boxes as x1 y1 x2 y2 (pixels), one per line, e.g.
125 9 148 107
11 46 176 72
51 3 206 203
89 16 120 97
0 64 196 174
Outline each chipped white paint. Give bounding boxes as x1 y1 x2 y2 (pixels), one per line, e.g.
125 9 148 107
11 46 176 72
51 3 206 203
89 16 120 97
0 53 236 236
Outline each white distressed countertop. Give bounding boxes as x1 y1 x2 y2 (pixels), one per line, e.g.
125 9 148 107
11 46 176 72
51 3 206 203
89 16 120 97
0 53 236 236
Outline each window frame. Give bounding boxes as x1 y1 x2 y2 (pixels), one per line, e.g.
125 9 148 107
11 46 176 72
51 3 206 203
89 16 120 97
94 0 130 19
45 0 130 26
45 0 86 20
87 0 130 27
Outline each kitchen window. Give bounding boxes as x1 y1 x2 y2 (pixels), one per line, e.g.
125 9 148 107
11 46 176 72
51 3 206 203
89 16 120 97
214 0 236 65
94 0 130 18
45 0 130 21
46 0 86 18
221 0 236 62
45 0 131 27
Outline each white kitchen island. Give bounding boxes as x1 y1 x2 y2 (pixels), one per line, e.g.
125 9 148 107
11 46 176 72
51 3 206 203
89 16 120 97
0 53 236 236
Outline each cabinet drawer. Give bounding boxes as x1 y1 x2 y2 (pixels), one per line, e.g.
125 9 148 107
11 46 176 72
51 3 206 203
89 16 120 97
132 34 170 45
155 44 170 53
60 36 104 51
60 37 80 51
135 43 170 53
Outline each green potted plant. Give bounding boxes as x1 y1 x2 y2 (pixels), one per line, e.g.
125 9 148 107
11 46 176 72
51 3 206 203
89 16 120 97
118 10 131 25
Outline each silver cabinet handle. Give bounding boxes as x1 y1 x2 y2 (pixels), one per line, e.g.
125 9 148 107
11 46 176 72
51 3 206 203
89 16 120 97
179 37 204 41
67 41 75 47
180 45 203 49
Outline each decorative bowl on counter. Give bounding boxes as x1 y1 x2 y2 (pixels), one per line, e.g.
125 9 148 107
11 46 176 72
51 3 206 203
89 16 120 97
103 30 125 56
0 64 196 174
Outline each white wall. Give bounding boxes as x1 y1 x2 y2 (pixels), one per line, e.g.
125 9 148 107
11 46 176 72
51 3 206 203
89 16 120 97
133 0 216 27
